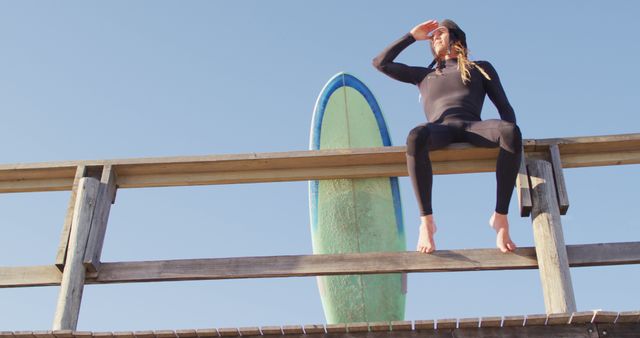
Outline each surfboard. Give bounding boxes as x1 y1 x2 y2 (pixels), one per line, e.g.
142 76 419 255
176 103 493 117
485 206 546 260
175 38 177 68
309 72 406 324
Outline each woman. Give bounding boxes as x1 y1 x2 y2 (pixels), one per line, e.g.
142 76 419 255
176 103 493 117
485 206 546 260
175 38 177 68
372 19 522 254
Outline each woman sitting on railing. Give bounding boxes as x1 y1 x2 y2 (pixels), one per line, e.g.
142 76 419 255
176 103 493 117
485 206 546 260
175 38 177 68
373 19 522 254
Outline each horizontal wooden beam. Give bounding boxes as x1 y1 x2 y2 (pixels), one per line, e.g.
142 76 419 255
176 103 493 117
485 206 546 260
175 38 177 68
0 311 637 338
0 133 638 193
2 241 638 288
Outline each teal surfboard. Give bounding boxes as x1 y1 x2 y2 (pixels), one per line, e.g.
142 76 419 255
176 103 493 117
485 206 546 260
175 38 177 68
309 72 406 324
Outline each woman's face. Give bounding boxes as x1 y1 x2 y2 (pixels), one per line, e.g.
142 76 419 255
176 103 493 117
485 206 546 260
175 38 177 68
431 26 449 57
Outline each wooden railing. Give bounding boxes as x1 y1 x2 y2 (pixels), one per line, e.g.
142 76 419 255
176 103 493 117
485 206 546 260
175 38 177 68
1 133 639 331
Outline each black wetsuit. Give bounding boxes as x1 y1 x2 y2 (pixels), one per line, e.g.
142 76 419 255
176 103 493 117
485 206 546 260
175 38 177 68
373 33 522 216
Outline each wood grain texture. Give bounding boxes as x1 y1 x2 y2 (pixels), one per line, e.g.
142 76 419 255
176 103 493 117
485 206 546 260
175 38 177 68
546 313 571 325
55 165 86 270
0 133 637 193
194 329 218 337
413 320 435 330
528 160 577 314
569 311 594 324
517 148 532 217
524 314 547 326
615 311 640 323
346 323 369 333
174 330 197 338
301 325 324 334
479 317 502 328
368 322 391 332
501 316 525 327
592 311 618 323
457 318 479 328
435 319 456 329
52 178 100 330
3 242 640 288
3 322 640 338
391 321 412 331
281 326 304 335
549 144 570 215
83 165 118 272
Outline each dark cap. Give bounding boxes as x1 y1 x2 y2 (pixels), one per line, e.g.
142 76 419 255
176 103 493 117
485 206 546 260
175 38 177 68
440 19 467 49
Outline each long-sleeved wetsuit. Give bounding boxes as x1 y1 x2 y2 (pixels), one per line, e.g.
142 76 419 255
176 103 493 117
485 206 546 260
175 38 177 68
373 33 522 216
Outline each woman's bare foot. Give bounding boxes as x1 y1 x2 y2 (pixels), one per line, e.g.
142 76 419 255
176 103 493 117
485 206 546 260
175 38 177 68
417 215 437 253
489 212 517 253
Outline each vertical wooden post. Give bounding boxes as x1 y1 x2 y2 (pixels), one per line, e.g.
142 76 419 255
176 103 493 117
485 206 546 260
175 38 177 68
55 165 87 271
527 159 577 314
84 165 118 272
517 147 532 217
52 177 100 330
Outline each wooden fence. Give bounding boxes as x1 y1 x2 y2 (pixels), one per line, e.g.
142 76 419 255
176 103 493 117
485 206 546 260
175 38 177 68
1 133 639 332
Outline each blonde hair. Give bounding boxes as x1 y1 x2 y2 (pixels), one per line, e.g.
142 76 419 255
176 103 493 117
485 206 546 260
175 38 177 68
451 41 491 84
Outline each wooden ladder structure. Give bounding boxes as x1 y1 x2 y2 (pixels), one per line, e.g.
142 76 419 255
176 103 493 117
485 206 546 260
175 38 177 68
1 133 640 337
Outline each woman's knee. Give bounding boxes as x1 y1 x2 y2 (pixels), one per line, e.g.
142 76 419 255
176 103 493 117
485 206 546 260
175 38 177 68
406 124 431 156
499 121 522 153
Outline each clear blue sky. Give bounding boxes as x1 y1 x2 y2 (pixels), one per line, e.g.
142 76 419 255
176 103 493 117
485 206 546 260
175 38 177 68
1 0 639 331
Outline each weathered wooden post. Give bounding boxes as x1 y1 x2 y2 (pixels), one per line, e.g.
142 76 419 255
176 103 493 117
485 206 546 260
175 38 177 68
52 177 100 330
527 159 577 313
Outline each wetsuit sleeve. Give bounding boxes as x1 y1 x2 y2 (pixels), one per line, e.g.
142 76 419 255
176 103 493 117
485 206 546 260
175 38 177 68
479 61 517 123
372 33 431 85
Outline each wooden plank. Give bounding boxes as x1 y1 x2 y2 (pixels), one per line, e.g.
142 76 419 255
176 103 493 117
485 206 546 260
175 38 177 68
52 178 101 330
346 323 369 333
55 165 87 270
237 327 260 336
216 328 238 337
194 329 218 337
516 148 532 217
3 242 640 288
0 265 61 288
0 133 637 193
301 325 325 334
567 242 640 267
51 331 72 338
174 330 198 338
546 313 571 325
84 165 118 272
369 322 391 332
479 317 502 328
524 314 547 326
413 320 435 330
457 318 478 328
436 319 457 329
569 311 594 324
91 333 113 338
31 332 51 338
89 247 536 284
615 311 640 323
501 316 524 327
281 326 304 335
111 333 134 338
12 332 35 338
592 311 618 323
325 324 346 333
528 159 577 314
71 332 92 338
6 325 633 338
154 332 176 338
391 321 412 331
549 144 569 215
132 331 154 338
260 327 283 335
